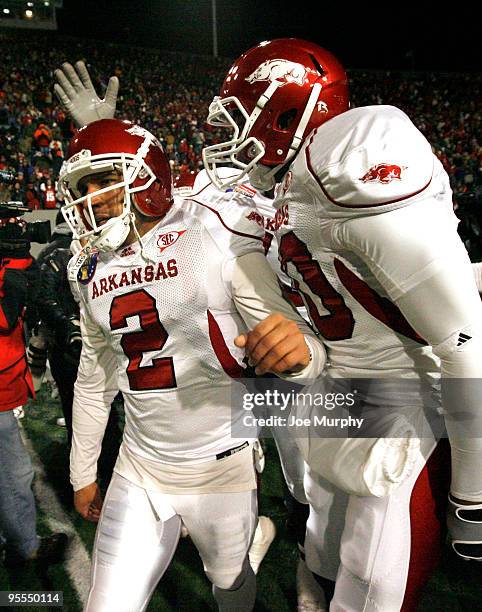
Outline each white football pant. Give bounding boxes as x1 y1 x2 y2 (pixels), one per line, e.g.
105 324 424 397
305 439 449 612
85 473 257 611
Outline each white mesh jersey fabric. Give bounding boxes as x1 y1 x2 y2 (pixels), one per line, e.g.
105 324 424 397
272 106 464 378
72 197 264 464
192 168 291 284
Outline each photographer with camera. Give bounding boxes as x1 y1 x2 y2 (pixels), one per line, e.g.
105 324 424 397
0 200 67 569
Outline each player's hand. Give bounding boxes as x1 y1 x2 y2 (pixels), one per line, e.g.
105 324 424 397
234 312 310 375
447 493 482 561
74 482 103 523
54 61 119 128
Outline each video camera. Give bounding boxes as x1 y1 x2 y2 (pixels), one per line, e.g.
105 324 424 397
0 201 51 257
0 170 51 258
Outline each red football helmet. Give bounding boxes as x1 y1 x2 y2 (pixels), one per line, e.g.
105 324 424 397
203 38 349 191
60 119 172 251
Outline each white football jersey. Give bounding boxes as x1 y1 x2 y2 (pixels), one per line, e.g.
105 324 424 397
273 105 478 377
68 194 325 490
69 197 263 471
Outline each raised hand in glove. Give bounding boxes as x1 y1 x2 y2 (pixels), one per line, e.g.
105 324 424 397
447 493 482 561
54 61 119 128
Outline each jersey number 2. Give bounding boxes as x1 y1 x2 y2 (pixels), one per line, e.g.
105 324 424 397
110 289 176 391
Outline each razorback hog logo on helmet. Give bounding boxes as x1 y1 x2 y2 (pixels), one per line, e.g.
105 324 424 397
246 59 318 87
360 163 406 184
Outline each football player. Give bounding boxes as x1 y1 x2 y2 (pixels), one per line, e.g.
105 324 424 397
54 61 323 610
59 117 326 612
203 38 482 611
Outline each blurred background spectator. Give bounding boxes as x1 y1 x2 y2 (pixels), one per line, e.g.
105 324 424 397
0 30 479 257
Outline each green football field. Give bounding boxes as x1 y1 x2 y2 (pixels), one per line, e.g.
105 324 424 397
1 387 480 611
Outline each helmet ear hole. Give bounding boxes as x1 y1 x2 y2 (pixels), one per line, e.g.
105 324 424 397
276 108 298 131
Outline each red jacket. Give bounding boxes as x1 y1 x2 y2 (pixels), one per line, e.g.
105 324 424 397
0 256 36 411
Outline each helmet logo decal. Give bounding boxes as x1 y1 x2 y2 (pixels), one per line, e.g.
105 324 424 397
360 164 406 184
126 125 163 150
157 229 186 254
126 125 150 138
245 59 318 87
68 149 91 166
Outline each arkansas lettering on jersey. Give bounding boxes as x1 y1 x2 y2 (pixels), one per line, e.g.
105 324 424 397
90 259 178 299
273 104 458 377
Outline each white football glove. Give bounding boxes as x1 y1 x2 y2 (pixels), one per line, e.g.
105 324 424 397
54 61 119 128
447 494 482 561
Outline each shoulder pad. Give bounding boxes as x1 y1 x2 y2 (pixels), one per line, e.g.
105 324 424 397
192 167 243 196
183 195 264 258
304 105 434 212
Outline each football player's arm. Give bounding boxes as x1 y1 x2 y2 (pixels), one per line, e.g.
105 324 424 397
54 61 118 128
228 251 326 379
339 206 482 559
393 252 482 560
70 302 118 521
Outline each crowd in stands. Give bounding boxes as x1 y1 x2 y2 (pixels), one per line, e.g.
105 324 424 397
0 31 480 256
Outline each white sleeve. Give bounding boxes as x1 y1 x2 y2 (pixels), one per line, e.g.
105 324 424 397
70 303 119 491
227 251 326 380
472 262 482 292
395 268 482 502
337 202 482 501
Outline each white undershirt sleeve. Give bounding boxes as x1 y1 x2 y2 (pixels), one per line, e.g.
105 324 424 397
70 303 119 491
338 204 482 501
227 251 326 380
395 266 482 501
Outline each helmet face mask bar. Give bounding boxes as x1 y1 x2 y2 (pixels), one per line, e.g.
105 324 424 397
202 96 266 190
61 151 156 252
59 119 173 253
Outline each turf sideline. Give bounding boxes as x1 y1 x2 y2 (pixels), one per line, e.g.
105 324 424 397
20 422 90 606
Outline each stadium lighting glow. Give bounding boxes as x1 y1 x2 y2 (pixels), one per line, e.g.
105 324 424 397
27 2 34 6
3 8 10 13
25 9 33 17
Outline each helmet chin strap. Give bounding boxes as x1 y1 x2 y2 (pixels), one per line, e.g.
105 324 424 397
248 164 278 191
